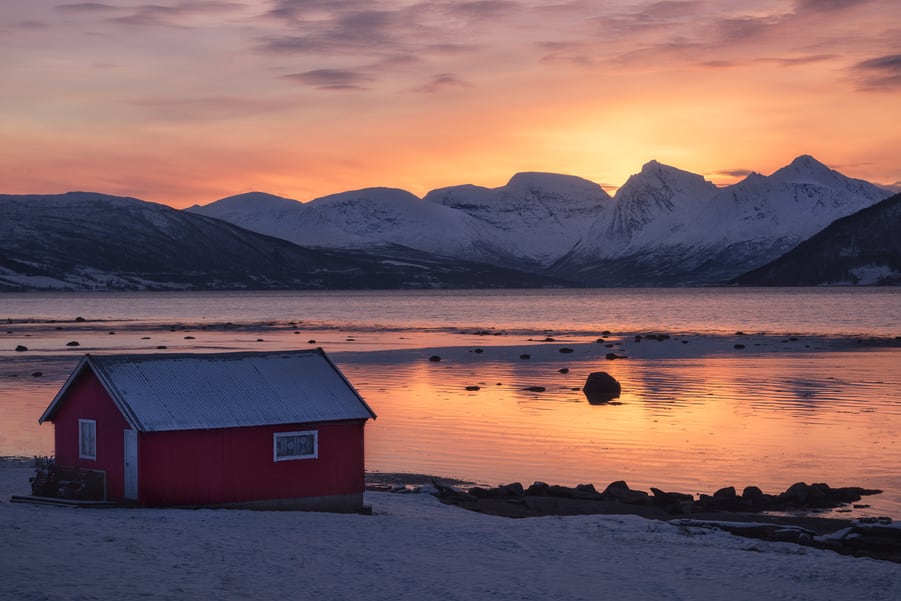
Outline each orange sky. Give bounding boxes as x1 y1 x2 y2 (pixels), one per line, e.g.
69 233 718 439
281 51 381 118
2 1 900 208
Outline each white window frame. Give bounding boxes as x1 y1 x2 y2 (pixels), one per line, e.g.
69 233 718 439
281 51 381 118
273 430 318 462
79 419 97 460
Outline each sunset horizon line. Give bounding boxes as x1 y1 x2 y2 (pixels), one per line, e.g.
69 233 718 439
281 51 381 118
4 152 898 210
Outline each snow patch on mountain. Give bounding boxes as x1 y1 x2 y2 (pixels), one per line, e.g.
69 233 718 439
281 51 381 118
424 172 611 265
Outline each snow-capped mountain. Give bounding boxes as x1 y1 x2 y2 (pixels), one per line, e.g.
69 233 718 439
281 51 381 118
0 192 564 291
597 160 717 250
192 174 612 268
734 192 901 286
423 172 611 266
190 155 891 285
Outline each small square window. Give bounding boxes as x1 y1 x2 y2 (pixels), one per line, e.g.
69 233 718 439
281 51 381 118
274 431 318 462
79 419 96 460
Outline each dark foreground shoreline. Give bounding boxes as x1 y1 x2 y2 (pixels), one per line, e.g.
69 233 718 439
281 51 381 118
366 472 901 563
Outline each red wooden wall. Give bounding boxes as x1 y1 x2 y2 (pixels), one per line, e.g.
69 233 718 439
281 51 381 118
138 421 366 506
50 370 130 500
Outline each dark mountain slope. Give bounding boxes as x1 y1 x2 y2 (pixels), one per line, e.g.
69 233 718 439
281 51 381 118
733 193 901 286
0 192 568 291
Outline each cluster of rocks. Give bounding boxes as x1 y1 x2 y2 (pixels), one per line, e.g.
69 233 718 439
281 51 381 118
436 479 882 516
377 478 899 562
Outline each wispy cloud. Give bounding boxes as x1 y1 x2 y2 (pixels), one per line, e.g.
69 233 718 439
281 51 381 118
413 73 471 94
281 68 375 90
755 54 838 66
55 3 118 13
447 1 520 19
257 9 408 56
711 168 755 178
794 0 874 14
7 20 49 31
110 2 244 27
851 53 901 90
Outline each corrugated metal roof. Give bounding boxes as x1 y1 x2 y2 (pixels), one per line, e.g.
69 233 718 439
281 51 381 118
42 349 375 432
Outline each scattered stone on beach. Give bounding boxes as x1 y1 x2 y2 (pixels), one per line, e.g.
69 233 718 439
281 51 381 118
583 372 622 404
308 339 316 344
559 368 569 374
558 347 574 354
108 331 115 335
519 354 531 360
66 341 79 347
465 385 481 391
75 316 85 322
472 348 484 354
605 352 627 360
15 345 27 352
734 344 746 349
428 355 441 362
646 333 670 341
31 371 43 377
543 337 555 342
735 331 746 336
184 336 195 340
156 345 167 349
141 336 151 340
524 386 546 392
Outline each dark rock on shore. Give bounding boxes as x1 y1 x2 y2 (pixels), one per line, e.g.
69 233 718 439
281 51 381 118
582 371 621 403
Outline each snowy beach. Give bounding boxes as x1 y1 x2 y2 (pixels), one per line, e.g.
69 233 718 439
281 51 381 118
2 460 900 601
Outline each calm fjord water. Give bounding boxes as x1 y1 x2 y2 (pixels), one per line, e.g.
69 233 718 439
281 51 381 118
2 288 899 517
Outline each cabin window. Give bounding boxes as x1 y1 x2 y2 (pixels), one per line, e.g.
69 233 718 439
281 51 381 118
79 419 97 460
273 430 318 461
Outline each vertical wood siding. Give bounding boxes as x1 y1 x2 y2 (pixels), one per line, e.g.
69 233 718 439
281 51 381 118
50 370 130 500
138 421 366 506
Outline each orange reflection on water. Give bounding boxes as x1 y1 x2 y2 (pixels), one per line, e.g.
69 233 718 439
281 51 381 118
349 348 901 515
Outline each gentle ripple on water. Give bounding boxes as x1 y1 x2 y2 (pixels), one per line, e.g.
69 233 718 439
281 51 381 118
1 289 899 518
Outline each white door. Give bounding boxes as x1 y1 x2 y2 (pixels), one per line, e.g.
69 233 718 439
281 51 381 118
123 429 138 500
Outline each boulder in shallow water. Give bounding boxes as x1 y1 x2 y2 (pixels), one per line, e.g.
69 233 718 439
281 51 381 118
582 371 621 404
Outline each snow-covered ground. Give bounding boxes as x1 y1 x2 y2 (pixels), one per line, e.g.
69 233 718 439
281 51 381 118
2 462 898 601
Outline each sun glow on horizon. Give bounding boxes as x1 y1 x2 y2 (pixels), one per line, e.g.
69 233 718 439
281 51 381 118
1 1 899 208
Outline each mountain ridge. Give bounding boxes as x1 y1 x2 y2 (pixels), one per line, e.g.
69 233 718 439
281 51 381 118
2 156 895 290
190 155 891 285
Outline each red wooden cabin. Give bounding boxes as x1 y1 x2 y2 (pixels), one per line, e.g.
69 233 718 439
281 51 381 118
39 349 376 512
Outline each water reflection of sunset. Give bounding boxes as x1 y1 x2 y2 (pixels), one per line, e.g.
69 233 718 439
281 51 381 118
349 348 901 516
